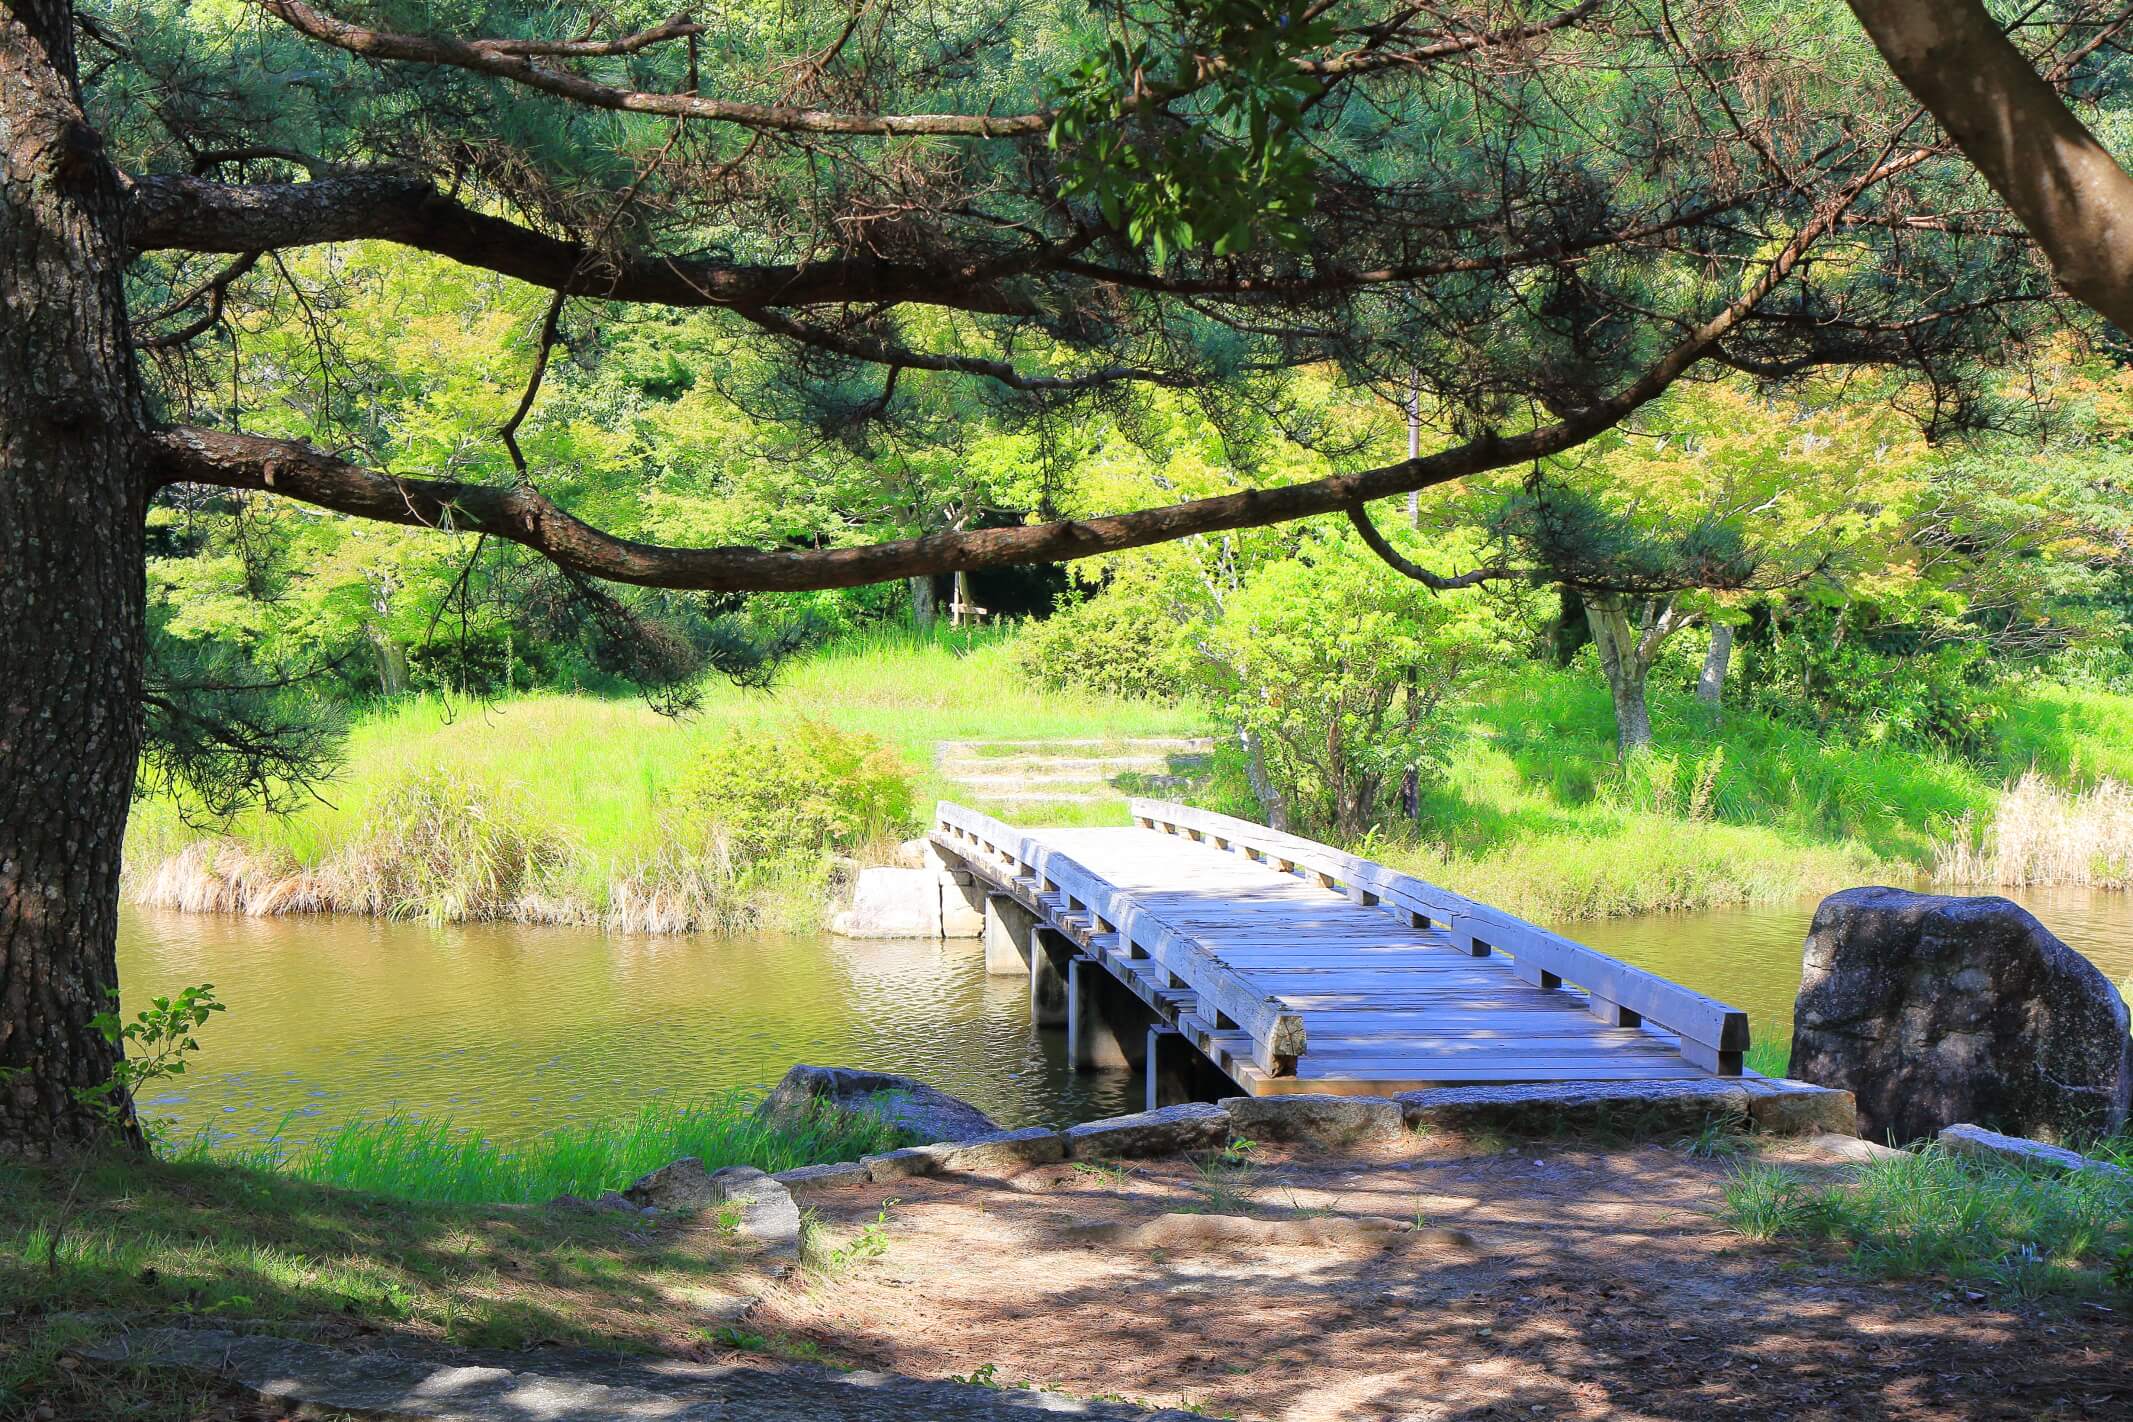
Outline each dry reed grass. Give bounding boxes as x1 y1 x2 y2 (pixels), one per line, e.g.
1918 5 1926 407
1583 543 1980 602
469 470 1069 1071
1934 771 2133 889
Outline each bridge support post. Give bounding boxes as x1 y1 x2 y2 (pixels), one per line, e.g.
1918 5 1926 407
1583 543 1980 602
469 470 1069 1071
1145 1025 1244 1109
1029 926 1072 1026
1067 956 1133 1071
984 892 1036 977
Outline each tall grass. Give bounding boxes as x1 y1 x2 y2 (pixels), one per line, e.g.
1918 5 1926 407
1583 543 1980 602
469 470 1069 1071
1935 772 2133 889
201 1093 904 1205
1719 1143 2133 1299
123 626 1211 931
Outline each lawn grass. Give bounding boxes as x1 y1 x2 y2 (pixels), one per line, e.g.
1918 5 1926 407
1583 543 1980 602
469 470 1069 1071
1718 1142 2133 1301
122 624 1212 929
198 1093 904 1205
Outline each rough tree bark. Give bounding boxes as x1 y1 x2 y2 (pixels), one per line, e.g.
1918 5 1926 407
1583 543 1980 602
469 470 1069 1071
0 0 151 1154
1846 0 2133 333
1581 592 1695 758
1697 622 1734 716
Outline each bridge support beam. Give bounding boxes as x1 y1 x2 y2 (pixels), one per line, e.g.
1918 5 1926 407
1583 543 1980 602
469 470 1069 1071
1068 956 1138 1071
1029 926 1072 1026
1145 1026 1240 1110
984 892 1037 977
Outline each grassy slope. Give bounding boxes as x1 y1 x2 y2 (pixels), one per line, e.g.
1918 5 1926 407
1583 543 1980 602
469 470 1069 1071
127 627 2133 927
1369 671 2133 920
124 627 1212 920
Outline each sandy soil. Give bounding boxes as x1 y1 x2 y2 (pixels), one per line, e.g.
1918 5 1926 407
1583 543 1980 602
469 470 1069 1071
751 1135 2130 1421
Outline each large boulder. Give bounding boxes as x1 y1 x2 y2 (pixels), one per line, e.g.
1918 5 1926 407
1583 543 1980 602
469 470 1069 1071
754 1064 1000 1144
1789 887 2132 1145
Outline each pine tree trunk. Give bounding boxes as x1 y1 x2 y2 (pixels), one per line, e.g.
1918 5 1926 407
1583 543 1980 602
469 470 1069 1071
0 2 151 1154
909 574 937 628
1582 592 1656 757
1697 622 1733 714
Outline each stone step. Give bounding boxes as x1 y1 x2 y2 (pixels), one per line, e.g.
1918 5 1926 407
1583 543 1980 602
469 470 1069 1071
81 1327 1172 1421
936 737 1214 753
937 755 1211 775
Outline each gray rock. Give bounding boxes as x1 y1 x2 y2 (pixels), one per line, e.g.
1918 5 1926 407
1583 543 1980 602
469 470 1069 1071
81 1327 1169 1420
622 1156 720 1210
755 1064 1000 1145
774 1160 869 1189
862 1145 947 1183
621 1161 801 1254
1807 1132 1909 1164
1790 887 2133 1144
1220 1093 1406 1146
1736 1079 1858 1136
1937 1122 2132 1179
1062 1103 1231 1160
1398 1080 1752 1138
594 1190 638 1214
706 1166 803 1255
862 1126 1066 1182
937 1125 1066 1173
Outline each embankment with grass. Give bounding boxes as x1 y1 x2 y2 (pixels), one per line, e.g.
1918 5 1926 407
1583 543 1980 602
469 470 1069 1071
123 627 1210 934
125 626 2133 932
1367 672 2133 920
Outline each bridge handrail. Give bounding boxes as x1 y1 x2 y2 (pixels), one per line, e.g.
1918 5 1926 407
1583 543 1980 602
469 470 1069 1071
934 801 1306 1075
1127 798 1748 1072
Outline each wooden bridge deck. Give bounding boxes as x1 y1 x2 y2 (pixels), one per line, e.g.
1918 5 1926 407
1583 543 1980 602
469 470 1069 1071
934 800 1749 1098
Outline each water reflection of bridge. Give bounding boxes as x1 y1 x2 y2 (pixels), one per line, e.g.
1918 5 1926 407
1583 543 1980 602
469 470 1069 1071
934 800 1749 1106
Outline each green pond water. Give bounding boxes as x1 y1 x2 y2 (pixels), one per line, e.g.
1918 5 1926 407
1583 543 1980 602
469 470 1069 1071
120 885 2133 1145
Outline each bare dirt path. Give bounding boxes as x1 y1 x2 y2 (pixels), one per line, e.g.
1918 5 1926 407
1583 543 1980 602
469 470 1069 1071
756 1135 2129 1421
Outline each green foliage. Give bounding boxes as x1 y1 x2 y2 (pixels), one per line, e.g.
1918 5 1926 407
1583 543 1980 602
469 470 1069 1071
677 721 917 861
1719 1146 2133 1300
1735 602 2006 750
206 1092 903 1205
1048 0 1331 259
1197 536 1509 837
1012 587 1192 700
78 984 226 1141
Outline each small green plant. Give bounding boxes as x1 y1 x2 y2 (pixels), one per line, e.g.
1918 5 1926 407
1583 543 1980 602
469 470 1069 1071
1719 1162 1812 1241
1071 1159 1134 1188
707 1324 770 1352
78 983 226 1139
953 1362 1001 1389
1187 1149 1257 1215
815 1199 897 1273
1676 1117 1749 1160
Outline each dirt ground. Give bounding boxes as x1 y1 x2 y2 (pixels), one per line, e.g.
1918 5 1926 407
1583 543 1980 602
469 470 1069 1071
750 1135 2131 1421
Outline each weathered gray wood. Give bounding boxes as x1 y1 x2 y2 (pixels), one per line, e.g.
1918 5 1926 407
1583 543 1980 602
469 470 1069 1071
1129 798 1748 1063
934 808 1305 1073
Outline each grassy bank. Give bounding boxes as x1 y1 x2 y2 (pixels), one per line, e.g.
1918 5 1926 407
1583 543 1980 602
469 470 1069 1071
1720 1139 2133 1301
199 1093 905 1205
123 626 1211 932
1366 672 2133 920
125 626 2133 930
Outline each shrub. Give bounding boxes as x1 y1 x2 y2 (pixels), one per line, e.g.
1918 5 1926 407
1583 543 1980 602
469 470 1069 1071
1011 587 1192 700
676 720 916 861
1195 539 1509 838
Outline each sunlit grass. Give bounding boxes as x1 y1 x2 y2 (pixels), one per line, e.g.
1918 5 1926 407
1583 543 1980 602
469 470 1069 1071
195 1092 902 1204
1719 1143 2133 1300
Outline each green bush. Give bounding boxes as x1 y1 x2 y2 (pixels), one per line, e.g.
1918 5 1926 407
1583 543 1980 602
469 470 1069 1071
1011 588 1192 700
676 720 916 860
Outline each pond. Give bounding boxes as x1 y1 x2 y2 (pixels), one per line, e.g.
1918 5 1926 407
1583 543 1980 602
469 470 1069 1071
120 884 2133 1147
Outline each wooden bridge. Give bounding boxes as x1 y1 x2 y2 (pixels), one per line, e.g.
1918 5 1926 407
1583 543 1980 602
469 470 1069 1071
931 800 1749 1101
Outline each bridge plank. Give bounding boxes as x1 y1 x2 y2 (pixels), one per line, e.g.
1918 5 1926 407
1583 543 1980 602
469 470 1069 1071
937 800 1745 1096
